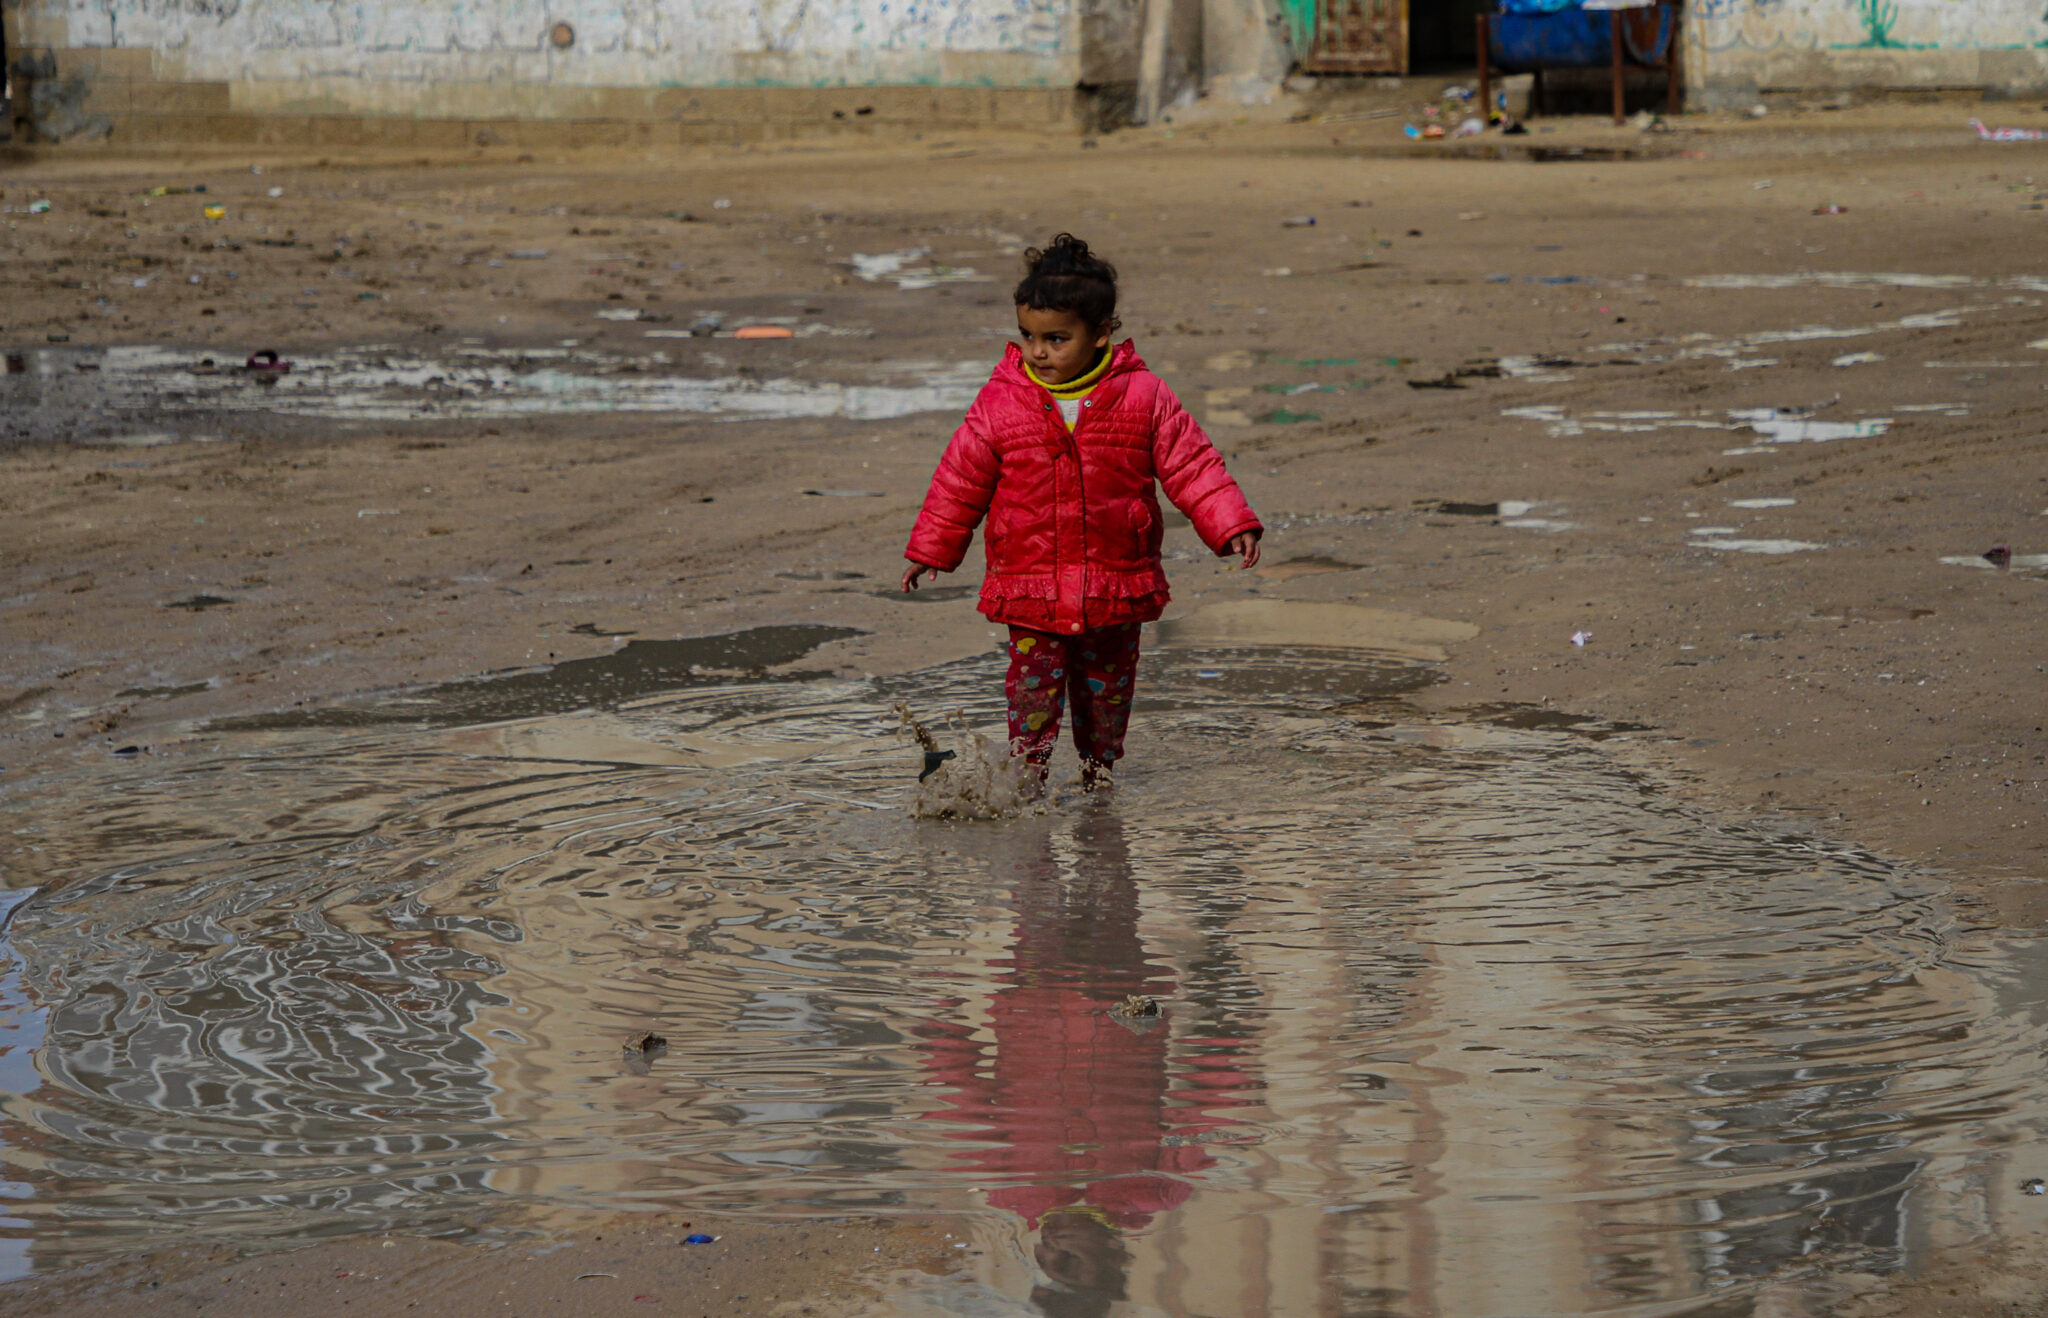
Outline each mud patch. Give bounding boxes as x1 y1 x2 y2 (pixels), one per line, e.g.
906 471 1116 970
209 624 862 729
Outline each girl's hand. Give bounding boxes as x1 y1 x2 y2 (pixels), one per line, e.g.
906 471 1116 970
902 561 944 592
1225 531 1262 570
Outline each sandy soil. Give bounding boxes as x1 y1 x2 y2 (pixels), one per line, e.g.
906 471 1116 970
4 105 2047 1311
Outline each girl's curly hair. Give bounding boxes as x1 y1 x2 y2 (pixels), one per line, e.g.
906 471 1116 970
1013 233 1121 335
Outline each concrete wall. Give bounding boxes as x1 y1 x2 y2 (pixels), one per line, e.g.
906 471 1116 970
12 0 1078 96
0 0 1114 146
1687 0 2048 104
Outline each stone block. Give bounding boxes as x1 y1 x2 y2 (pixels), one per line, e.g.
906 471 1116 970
655 86 765 123
859 85 941 122
127 81 232 115
54 46 156 82
192 114 264 146
992 88 1079 128
411 119 472 151
932 85 997 123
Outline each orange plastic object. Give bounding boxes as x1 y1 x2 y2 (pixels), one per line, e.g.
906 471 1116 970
735 325 795 340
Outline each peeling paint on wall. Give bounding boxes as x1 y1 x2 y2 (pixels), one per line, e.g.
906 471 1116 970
18 0 1078 87
1682 0 2048 102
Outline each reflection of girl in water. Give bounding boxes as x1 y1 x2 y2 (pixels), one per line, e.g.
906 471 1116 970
918 814 1247 1313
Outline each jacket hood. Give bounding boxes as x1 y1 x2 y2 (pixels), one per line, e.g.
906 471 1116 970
993 338 1146 389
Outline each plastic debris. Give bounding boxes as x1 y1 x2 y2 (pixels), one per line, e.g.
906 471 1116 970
267 186 285 198
1403 124 1422 139
712 198 733 209
2024 1178 2046 1195
27 199 53 214
1984 544 2013 569
244 349 293 379
203 205 226 221
1423 124 1445 139
734 325 795 339
1453 117 1485 138
684 1234 718 1245
1972 119 2048 143
1812 203 1847 215
1282 215 1316 227
508 249 550 260
1571 630 1591 647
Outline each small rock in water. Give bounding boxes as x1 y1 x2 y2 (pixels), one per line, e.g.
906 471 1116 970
622 1031 668 1075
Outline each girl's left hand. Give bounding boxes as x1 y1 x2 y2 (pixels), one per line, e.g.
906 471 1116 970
1226 531 1262 570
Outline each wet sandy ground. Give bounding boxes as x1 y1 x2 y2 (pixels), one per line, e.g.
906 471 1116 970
3 112 2048 1313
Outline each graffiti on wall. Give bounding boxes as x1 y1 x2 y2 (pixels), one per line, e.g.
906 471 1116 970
22 0 1072 83
1692 0 2048 55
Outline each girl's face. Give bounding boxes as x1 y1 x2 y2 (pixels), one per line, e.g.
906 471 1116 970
1016 306 1110 385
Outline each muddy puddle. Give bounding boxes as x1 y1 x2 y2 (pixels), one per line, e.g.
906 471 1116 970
0 344 986 439
3 615 2046 1315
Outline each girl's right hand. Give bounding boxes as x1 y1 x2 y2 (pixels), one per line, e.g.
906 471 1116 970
902 561 943 592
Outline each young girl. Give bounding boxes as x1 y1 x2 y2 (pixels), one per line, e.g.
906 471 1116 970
901 234 1262 785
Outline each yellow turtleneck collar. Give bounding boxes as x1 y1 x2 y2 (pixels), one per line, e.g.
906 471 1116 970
1024 348 1112 399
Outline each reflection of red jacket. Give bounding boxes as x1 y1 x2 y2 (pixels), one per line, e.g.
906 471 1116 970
904 341 1261 634
918 861 1250 1232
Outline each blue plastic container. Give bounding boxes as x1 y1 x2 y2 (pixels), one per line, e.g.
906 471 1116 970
1489 4 1672 69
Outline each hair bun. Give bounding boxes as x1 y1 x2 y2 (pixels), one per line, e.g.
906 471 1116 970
1013 232 1121 334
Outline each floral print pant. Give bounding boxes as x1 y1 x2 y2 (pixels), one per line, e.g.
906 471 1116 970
1004 623 1142 769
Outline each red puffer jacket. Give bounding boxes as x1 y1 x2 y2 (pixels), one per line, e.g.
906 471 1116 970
906 341 1261 634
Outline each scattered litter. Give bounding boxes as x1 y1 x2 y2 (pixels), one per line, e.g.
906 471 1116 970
1727 358 1780 370
1729 497 1796 509
147 184 207 197
1971 119 2048 143
244 349 294 378
595 308 647 322
1984 544 2012 568
1453 118 1485 138
1436 501 1501 516
267 186 284 198
685 1234 718 1245
1257 408 1320 423
1282 215 1316 228
1404 124 1422 139
848 248 991 291
712 198 733 209
1261 267 1293 277
1753 180 1773 190
1690 537 1826 555
576 1273 619 1280
202 205 226 221
735 326 795 340
27 200 53 215
2023 1178 2047 1195
800 488 884 498
1423 124 1445 139
1497 354 1575 382
1570 630 1591 647
508 249 550 260
1832 352 1883 367
1406 373 1466 390
1941 551 2048 574
1735 410 1890 444
1811 204 1847 215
